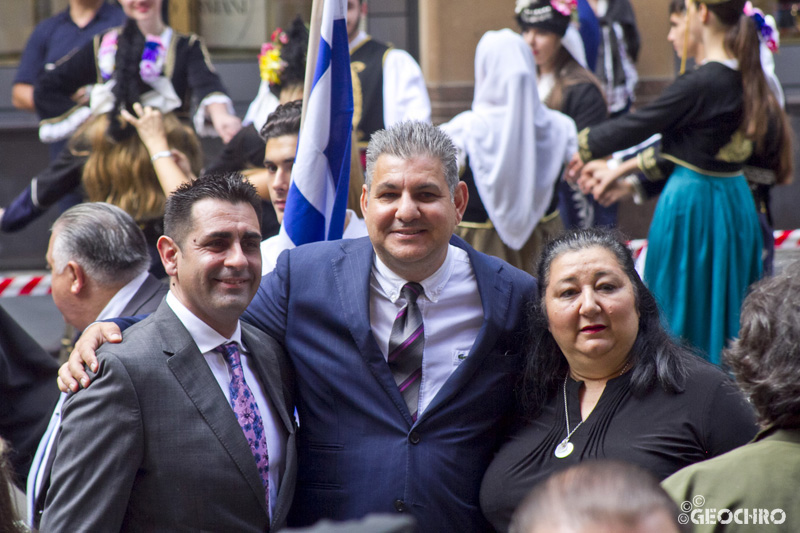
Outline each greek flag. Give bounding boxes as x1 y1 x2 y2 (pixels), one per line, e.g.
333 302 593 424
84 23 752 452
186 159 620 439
281 0 353 246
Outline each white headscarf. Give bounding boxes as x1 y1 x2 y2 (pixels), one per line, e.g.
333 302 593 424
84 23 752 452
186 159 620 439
440 29 577 250
562 24 588 69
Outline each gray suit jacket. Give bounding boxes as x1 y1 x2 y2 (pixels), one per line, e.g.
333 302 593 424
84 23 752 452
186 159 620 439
29 273 168 528
118 273 168 317
40 300 297 532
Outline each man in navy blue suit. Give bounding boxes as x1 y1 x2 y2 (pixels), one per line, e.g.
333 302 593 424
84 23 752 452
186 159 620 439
60 121 538 531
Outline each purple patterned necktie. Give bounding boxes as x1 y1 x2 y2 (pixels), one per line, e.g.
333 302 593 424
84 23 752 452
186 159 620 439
388 282 425 421
216 342 270 509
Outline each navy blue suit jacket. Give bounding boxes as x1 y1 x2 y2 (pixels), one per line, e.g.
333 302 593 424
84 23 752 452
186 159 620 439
243 236 537 531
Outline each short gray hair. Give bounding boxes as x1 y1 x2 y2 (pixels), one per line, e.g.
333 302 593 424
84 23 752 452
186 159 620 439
365 121 459 197
724 260 800 428
511 461 685 533
51 203 150 286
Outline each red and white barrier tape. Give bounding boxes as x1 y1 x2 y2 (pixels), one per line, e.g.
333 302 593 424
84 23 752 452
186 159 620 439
0 272 51 298
773 230 800 250
2 231 799 298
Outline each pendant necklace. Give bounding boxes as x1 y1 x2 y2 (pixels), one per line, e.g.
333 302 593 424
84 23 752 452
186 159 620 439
555 361 631 459
554 373 584 458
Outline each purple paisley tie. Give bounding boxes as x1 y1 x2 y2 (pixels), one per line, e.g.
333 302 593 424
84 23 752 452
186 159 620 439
217 342 269 509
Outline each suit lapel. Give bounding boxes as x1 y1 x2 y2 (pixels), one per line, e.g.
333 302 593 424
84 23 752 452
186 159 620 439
156 305 269 516
332 238 414 422
242 326 294 436
415 240 513 424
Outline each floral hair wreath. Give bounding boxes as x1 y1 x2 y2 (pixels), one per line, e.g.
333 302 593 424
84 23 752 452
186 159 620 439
550 0 577 16
514 0 577 17
744 2 779 52
259 27 289 86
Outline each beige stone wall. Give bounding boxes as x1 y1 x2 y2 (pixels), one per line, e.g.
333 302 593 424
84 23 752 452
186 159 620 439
419 0 517 123
172 0 313 48
630 0 675 105
0 3 36 54
631 0 672 79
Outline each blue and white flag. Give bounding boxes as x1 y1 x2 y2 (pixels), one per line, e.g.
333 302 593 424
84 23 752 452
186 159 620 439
281 0 353 246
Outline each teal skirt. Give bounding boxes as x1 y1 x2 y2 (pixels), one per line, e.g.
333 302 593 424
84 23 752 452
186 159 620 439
643 165 762 365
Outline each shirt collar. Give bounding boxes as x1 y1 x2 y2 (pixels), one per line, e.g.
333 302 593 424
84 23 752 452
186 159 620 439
95 271 150 322
165 291 245 355
372 245 456 304
753 425 800 445
349 30 369 51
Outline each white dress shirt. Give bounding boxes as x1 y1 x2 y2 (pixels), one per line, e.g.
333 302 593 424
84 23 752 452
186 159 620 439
369 245 483 416
166 292 286 519
26 271 152 525
260 209 368 274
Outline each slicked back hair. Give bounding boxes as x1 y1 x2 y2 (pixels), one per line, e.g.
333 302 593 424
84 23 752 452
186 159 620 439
51 202 150 287
259 100 302 142
365 121 459 198
164 173 262 247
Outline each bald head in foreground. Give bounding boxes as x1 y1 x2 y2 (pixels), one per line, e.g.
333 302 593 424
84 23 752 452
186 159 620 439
512 461 683 533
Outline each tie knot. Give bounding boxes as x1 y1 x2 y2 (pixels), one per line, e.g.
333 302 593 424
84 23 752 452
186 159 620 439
401 282 424 305
216 342 242 368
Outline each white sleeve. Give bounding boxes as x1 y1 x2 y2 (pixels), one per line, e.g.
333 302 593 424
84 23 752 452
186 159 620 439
382 49 431 126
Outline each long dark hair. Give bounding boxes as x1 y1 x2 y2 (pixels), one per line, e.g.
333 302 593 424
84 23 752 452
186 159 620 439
702 0 793 183
519 229 690 418
544 46 605 112
109 18 150 141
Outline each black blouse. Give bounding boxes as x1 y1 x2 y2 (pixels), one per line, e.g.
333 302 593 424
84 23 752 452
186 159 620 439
479 355 758 532
579 62 749 177
560 81 607 131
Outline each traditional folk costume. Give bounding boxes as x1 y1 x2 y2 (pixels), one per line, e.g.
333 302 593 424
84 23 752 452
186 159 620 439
579 59 762 365
625 5 786 276
440 29 577 274
14 2 127 161
37 26 232 142
587 0 640 115
2 26 231 233
349 31 431 153
518 0 612 229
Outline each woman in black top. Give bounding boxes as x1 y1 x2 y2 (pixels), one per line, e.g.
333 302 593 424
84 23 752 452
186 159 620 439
479 229 758 532
516 0 611 229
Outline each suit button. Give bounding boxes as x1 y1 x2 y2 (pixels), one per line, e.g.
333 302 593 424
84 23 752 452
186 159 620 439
409 431 420 444
394 499 406 512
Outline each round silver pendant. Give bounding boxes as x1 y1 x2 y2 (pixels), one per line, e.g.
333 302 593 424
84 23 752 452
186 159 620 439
554 439 574 459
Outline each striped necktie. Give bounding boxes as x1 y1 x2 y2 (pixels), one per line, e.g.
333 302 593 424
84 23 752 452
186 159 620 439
388 282 425 421
217 342 270 509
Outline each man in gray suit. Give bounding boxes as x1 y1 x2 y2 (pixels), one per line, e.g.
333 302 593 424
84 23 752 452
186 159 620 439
41 176 296 531
46 202 166 336
28 202 168 529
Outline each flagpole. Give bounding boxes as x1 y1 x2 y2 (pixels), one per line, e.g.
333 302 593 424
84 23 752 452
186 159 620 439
301 0 324 131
